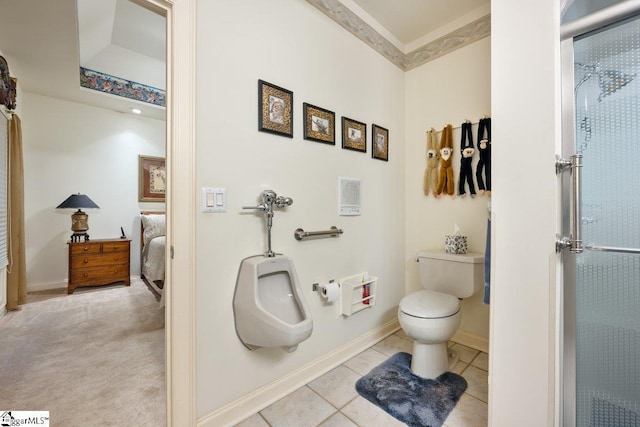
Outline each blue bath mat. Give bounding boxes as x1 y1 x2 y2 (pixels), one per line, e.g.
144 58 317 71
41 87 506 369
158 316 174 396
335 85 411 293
355 352 467 427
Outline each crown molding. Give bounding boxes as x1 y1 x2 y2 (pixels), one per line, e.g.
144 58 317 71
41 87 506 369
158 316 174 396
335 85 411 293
306 0 491 71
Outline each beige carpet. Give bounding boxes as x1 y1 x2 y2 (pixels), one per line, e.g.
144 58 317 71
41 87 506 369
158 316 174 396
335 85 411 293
0 279 166 426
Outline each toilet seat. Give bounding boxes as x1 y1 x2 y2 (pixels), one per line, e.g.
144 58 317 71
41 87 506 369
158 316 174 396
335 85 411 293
400 290 459 319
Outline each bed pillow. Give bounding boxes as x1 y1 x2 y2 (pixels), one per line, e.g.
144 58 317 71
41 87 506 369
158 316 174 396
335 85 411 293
141 214 165 247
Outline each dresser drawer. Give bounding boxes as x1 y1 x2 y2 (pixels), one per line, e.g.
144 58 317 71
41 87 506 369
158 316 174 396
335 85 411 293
102 241 130 253
70 242 102 255
70 253 129 269
71 266 130 286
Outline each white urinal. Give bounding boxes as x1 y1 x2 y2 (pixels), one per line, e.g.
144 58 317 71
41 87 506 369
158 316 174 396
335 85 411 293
233 255 313 352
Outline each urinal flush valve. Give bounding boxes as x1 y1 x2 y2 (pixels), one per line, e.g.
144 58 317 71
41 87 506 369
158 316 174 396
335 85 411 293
242 190 293 257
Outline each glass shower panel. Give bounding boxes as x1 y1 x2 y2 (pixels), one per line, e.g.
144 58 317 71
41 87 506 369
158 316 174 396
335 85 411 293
573 15 640 427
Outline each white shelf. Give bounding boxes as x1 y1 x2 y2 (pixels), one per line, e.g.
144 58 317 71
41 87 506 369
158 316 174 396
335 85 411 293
339 272 377 316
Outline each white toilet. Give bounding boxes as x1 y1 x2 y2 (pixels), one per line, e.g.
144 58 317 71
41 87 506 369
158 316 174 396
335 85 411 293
398 250 484 378
233 255 313 352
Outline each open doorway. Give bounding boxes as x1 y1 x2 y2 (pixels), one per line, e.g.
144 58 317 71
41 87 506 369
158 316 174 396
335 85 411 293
0 0 196 424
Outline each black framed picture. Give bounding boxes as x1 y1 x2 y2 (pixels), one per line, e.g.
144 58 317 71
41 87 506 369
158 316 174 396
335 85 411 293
303 103 335 145
372 124 389 161
258 79 293 138
341 117 367 153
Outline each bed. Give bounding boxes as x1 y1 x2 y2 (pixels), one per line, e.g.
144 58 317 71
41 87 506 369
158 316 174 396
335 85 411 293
140 211 166 300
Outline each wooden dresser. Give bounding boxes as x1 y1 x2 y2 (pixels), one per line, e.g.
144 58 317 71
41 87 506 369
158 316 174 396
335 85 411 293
67 238 131 294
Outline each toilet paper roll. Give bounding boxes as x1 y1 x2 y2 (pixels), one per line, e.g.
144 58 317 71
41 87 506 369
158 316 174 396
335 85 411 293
320 282 340 303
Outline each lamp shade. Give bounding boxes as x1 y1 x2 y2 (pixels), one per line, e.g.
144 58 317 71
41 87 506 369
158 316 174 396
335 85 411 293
56 194 100 209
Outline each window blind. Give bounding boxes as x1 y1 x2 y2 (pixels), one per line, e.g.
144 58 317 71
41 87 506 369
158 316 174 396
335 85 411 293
0 112 9 268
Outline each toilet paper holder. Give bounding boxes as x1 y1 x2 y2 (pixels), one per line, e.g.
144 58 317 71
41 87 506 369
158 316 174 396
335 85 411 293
312 279 336 292
313 279 340 304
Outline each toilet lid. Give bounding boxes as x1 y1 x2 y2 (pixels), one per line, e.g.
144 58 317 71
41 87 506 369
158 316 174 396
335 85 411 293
400 290 460 318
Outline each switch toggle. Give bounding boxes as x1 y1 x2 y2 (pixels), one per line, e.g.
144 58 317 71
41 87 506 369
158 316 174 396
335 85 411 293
202 187 226 213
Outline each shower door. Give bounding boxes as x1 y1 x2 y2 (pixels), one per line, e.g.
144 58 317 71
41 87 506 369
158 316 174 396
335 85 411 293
560 5 640 426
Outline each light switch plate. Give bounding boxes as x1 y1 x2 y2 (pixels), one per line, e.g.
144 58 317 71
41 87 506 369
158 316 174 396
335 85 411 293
202 187 226 213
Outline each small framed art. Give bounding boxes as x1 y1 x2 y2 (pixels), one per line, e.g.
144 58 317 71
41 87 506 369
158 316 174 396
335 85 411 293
372 124 389 161
258 79 293 138
303 103 335 145
341 117 367 153
139 155 166 202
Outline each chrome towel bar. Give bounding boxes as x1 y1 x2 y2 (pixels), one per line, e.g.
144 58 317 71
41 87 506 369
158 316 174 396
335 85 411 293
294 226 343 241
585 245 640 255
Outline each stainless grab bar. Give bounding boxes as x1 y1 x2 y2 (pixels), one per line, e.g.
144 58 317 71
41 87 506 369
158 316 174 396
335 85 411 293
585 245 640 255
556 154 583 253
294 226 343 241
571 154 583 253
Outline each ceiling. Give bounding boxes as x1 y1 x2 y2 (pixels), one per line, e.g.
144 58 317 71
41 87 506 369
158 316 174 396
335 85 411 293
0 0 488 121
351 0 489 46
0 0 166 120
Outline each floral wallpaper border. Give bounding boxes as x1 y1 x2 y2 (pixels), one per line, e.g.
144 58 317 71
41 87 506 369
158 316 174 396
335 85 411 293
305 0 490 71
79 67 166 107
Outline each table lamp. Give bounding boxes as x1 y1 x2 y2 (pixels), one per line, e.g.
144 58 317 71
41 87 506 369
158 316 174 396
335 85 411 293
56 193 100 242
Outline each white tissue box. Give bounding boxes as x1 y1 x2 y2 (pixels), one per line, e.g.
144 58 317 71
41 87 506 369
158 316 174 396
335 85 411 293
445 235 468 254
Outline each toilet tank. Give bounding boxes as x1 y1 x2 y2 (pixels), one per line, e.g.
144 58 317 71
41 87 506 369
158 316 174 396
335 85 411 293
417 250 484 298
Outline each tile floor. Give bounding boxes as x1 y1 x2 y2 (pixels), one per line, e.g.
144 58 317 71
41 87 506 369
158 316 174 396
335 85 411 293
235 330 488 427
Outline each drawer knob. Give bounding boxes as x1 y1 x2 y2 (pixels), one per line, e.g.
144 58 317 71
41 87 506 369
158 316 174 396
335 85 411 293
83 247 89 251
83 273 88 277
83 259 89 264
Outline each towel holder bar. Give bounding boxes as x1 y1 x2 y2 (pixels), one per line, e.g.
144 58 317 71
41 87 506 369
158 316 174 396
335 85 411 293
294 226 343 241
585 245 640 254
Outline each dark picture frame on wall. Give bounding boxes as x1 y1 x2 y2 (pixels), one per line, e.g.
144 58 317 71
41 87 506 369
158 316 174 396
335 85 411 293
372 124 389 161
258 79 293 138
139 155 166 202
303 103 335 145
341 117 367 153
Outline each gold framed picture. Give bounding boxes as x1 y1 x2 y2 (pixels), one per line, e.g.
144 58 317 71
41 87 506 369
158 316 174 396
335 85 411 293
303 103 335 145
139 155 166 202
372 124 389 161
341 117 367 153
258 79 293 138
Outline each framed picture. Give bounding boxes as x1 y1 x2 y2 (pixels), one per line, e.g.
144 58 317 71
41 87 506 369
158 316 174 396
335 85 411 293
372 124 389 161
341 117 367 153
258 79 293 138
303 103 335 145
139 155 166 202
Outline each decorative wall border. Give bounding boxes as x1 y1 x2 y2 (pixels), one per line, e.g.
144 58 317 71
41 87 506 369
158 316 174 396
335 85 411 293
306 0 405 68
306 0 491 71
404 15 491 70
79 67 166 107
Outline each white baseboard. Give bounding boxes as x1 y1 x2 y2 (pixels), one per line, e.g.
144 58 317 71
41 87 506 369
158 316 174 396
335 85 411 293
27 280 67 292
27 276 144 293
452 329 489 353
197 318 401 427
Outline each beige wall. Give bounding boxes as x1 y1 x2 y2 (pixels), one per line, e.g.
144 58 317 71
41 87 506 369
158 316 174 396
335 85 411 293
21 92 165 290
404 38 492 343
196 0 406 417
